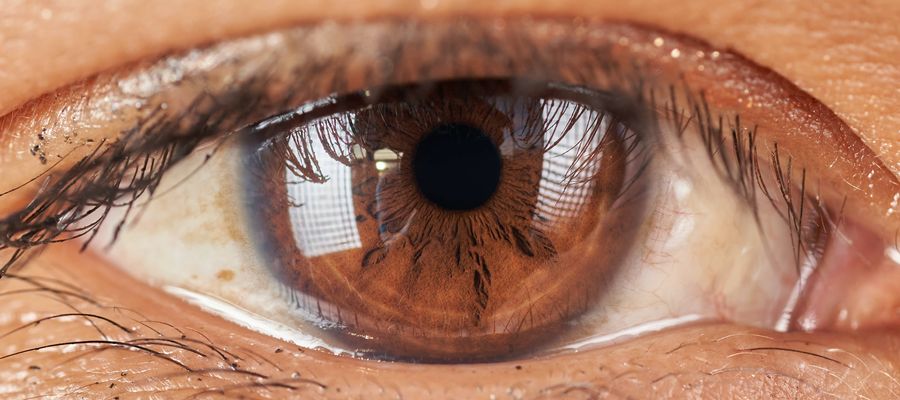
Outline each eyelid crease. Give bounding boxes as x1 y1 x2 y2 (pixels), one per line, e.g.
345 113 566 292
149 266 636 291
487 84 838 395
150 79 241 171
0 18 896 261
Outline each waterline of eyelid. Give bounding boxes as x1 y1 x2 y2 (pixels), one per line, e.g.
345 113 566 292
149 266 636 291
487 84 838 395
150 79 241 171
774 251 820 332
557 314 705 352
163 285 353 356
172 288 708 359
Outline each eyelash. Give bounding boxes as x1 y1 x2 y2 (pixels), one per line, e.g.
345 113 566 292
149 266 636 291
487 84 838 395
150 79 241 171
670 89 832 270
0 75 276 272
0 25 831 283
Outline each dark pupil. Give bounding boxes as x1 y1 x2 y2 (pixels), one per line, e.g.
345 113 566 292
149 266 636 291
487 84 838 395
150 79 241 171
412 123 502 211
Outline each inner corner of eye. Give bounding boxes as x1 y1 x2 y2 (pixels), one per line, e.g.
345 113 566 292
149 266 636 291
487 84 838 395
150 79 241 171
77 72 856 365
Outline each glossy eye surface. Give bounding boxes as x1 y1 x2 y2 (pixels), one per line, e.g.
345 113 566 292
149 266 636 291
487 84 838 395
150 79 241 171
245 80 640 361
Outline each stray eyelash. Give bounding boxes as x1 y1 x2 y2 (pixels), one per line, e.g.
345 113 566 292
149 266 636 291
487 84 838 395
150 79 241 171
0 19 829 280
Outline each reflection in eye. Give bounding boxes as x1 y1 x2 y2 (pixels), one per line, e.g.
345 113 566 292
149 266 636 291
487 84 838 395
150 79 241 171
246 79 643 361
0 19 897 369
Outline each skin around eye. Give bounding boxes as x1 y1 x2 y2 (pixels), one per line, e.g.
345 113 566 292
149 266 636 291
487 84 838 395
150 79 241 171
4 248 900 398
0 2 898 399
1 10 892 368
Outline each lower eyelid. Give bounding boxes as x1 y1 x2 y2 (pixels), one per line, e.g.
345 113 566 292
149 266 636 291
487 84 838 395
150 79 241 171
4 250 899 398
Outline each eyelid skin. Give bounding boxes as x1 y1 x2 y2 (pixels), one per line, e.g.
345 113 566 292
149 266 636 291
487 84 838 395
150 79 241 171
7 245 900 398
0 19 896 242
2 1 898 175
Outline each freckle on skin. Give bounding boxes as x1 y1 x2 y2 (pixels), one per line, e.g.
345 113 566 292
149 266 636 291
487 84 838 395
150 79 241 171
216 269 235 281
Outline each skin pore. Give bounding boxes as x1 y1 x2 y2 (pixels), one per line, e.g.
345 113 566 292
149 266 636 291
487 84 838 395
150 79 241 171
0 1 898 398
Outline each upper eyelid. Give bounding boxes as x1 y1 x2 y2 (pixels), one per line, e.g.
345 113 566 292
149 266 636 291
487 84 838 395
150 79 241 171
0 19 895 229
3 4 897 182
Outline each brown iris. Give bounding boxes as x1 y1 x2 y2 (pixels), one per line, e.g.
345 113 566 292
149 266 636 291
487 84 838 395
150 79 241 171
245 80 641 362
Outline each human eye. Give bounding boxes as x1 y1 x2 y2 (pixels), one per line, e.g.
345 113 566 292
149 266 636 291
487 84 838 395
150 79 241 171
1 5 899 399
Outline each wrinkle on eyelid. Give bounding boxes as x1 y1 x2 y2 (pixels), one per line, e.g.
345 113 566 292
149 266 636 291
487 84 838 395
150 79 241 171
1 245 900 399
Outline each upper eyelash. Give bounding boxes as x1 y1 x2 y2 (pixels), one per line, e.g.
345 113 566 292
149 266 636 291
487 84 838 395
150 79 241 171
673 89 832 269
0 19 832 278
0 72 280 273
0 77 822 278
